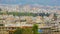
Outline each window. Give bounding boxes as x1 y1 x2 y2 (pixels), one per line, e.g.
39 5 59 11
20 20 26 22
0 24 4 26
59 22 60 24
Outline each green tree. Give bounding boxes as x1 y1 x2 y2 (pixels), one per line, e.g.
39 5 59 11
32 24 39 34
23 28 33 34
14 28 23 34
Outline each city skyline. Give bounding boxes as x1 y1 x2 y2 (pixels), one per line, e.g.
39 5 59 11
0 0 60 6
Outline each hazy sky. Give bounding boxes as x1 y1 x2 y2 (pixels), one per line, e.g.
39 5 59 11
0 0 60 6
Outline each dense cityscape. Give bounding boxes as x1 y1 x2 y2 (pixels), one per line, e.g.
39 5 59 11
0 4 60 34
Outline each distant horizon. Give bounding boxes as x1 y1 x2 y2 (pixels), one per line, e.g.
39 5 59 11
0 0 60 6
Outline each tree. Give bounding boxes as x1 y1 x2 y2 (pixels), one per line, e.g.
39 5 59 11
14 28 23 34
32 24 39 34
23 28 33 34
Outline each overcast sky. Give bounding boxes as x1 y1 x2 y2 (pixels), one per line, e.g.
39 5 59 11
0 0 60 6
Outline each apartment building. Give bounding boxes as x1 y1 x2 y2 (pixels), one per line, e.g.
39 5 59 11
0 14 60 34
